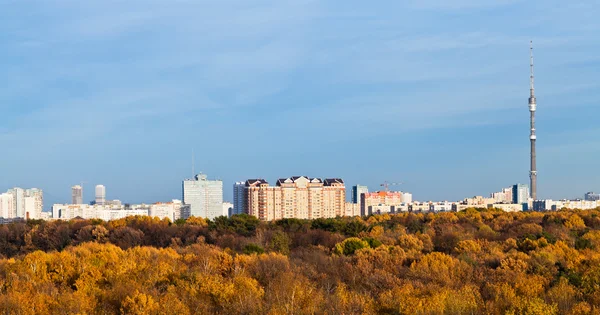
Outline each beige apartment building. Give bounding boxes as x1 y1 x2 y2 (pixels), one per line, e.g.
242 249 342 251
243 176 345 221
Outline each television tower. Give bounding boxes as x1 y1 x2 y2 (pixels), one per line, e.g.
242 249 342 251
528 41 537 200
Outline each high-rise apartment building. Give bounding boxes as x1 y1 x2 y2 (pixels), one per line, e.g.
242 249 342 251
182 173 223 220
233 182 246 215
0 193 14 218
4 188 43 219
72 185 83 204
244 176 346 221
7 188 25 218
512 184 530 205
95 185 106 205
25 188 43 219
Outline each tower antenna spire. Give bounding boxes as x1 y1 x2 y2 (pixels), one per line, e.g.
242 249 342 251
528 40 537 200
192 149 195 177
530 40 535 97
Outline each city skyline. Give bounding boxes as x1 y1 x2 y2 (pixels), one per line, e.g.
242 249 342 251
2 1 599 207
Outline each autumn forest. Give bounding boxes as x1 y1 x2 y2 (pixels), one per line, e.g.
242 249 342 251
2 209 600 314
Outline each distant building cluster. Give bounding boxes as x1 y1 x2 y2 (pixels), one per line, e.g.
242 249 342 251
3 175 599 224
51 175 229 222
0 187 46 220
533 199 600 211
52 199 190 222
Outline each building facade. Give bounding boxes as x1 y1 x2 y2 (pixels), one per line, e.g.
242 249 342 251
430 202 453 212
491 203 523 212
95 185 106 205
534 199 600 211
344 202 360 217
223 202 233 217
53 203 149 221
361 191 405 216
585 192 600 201
182 173 223 220
352 185 369 211
149 201 177 221
243 176 346 221
0 193 14 218
463 196 496 206
491 187 513 203
7 188 25 218
233 182 245 215
401 192 413 204
512 184 530 204
4 187 43 220
72 185 83 204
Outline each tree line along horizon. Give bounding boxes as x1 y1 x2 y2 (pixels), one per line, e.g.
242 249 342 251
2 207 600 314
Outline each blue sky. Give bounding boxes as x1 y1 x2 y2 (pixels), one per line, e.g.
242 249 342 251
1 0 599 208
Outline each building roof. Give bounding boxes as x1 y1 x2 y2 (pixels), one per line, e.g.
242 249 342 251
324 178 344 186
245 179 268 187
276 176 322 186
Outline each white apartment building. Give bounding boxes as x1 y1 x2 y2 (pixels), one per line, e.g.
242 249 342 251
344 202 360 217
182 173 223 220
53 204 148 221
395 203 410 212
147 199 193 221
149 202 176 221
491 187 513 203
53 199 193 221
174 201 191 220
7 188 25 218
402 192 413 204
223 202 233 217
95 185 106 205
0 193 14 218
72 185 83 204
369 204 394 215
533 199 600 211
4 187 43 219
463 196 496 206
430 202 453 212
410 202 430 212
490 203 523 212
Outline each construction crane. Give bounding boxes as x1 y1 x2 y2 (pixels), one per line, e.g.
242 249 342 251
380 181 402 192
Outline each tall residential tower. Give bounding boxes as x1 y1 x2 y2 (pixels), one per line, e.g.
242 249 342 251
72 185 83 204
95 185 106 205
233 182 246 215
528 41 537 200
